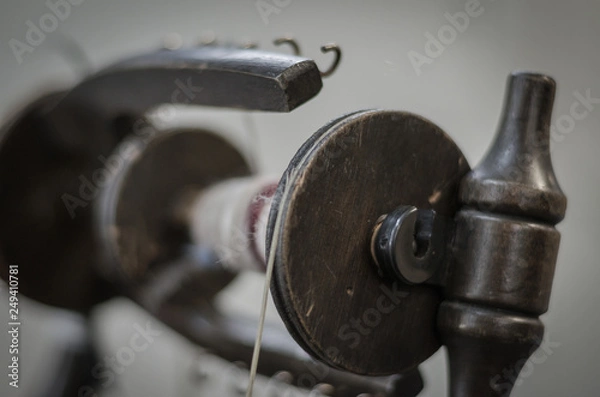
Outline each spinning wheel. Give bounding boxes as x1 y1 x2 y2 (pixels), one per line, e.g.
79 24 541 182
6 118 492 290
0 42 566 397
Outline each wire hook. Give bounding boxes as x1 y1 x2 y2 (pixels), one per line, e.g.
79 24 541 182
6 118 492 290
242 41 259 49
273 37 301 56
319 44 341 77
274 38 341 77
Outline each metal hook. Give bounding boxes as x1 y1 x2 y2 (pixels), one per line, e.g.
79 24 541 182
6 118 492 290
162 33 184 50
199 31 217 46
273 37 301 56
319 44 341 78
242 41 259 50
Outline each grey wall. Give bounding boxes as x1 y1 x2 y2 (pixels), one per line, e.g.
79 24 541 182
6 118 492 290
0 0 598 396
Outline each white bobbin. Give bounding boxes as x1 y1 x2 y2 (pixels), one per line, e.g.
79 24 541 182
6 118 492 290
188 175 278 272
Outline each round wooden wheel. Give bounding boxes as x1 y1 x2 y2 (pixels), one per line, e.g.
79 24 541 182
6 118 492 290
96 128 252 301
268 110 470 375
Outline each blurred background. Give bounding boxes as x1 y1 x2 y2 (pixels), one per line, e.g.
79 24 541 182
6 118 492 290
0 0 598 396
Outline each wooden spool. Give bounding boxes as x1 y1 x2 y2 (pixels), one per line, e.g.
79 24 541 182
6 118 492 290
267 110 470 375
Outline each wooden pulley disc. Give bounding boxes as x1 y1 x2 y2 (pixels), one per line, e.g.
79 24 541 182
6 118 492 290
96 128 251 300
267 110 470 375
0 93 123 312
